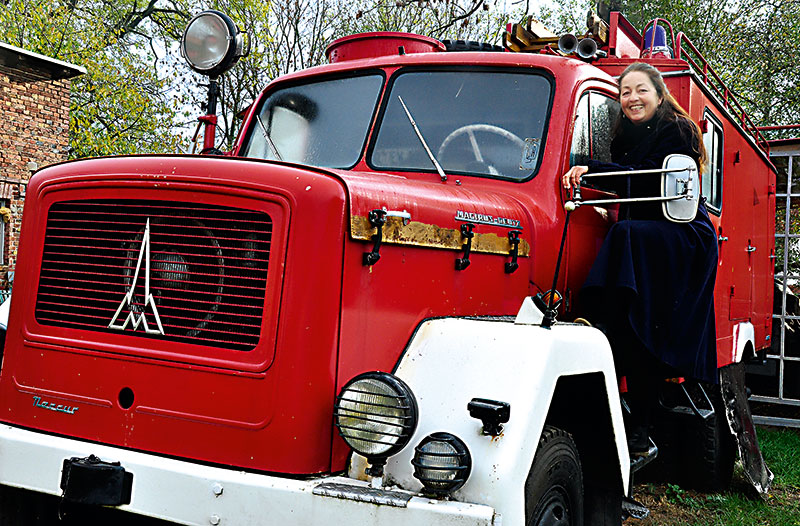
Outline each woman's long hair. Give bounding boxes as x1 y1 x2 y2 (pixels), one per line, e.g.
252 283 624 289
616 62 708 172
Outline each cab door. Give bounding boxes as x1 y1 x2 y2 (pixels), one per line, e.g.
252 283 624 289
565 89 621 309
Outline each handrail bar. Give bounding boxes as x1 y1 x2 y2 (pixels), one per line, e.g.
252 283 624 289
757 124 800 132
673 32 770 153
573 194 685 208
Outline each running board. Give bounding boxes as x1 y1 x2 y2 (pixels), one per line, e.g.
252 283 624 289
629 442 659 473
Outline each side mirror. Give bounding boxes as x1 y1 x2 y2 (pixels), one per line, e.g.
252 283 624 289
567 154 702 223
661 154 699 223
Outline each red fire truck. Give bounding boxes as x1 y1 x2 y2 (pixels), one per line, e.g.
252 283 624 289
0 9 775 526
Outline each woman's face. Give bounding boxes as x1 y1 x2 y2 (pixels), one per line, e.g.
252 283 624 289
619 71 663 124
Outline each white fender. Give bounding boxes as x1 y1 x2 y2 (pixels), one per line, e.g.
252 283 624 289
731 321 755 364
378 316 629 526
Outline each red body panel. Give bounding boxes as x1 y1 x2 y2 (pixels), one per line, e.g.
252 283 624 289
0 157 348 473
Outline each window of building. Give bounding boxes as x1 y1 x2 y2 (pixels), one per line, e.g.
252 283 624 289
0 199 8 267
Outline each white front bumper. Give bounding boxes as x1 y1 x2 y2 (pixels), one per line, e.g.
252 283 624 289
0 425 498 526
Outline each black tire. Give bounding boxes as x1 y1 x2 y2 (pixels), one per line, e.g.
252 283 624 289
525 426 584 526
680 383 737 491
441 39 503 52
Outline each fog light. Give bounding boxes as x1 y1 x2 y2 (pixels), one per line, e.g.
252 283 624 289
412 432 471 496
468 398 510 436
334 372 418 471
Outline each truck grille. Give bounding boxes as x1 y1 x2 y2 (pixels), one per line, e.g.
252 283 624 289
35 200 272 352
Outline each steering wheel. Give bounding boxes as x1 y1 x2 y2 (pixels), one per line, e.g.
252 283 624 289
437 124 526 175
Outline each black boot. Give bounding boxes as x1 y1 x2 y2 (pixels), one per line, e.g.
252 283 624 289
623 389 656 455
626 422 651 454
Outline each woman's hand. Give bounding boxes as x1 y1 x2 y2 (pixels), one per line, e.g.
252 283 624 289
562 165 589 189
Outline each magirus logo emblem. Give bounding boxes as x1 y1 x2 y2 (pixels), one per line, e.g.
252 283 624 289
108 218 165 335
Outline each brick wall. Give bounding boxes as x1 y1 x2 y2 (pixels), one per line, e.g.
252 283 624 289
0 65 71 287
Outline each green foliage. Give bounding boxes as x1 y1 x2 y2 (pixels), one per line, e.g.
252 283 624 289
524 0 596 36
664 482 703 507
70 46 185 157
613 0 800 128
326 0 504 43
636 428 800 526
759 426 800 487
0 0 190 158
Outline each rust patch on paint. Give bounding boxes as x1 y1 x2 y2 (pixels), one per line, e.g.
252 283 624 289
350 215 530 256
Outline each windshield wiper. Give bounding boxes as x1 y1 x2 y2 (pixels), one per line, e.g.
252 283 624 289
256 114 282 161
397 96 447 182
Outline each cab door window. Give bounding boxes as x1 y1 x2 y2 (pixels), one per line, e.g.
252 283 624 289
570 92 620 166
569 94 590 166
590 94 619 163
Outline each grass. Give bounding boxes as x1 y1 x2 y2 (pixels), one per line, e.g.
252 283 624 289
759 427 800 487
630 427 800 525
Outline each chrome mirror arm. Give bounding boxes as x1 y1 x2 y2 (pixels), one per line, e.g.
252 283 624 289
566 164 697 212
580 166 695 179
574 194 686 208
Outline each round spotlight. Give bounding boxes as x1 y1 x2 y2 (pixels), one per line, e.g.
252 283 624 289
181 10 245 77
334 372 418 460
412 432 472 496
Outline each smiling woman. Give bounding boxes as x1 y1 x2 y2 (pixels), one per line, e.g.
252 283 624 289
619 70 663 125
562 62 717 456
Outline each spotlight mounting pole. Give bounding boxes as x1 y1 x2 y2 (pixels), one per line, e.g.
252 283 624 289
199 77 220 152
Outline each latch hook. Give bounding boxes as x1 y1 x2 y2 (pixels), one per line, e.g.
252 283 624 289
455 223 475 270
363 209 388 266
505 230 522 273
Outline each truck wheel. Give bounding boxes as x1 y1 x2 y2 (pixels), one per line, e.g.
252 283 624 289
525 426 584 526
681 383 737 491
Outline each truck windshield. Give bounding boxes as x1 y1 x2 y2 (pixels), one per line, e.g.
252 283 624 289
242 74 383 168
370 70 552 180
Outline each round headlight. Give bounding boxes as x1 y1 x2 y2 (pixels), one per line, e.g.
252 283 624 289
412 432 472 496
334 372 418 460
181 10 244 76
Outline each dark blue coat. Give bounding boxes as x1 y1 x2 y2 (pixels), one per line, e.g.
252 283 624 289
582 115 719 384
